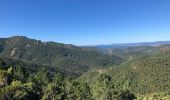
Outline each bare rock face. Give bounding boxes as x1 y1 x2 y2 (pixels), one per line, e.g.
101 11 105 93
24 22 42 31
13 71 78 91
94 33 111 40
160 47 170 52
96 69 107 74
10 48 17 57
26 44 31 47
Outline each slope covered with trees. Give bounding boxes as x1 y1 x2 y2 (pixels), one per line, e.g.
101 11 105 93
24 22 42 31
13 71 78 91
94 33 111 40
1 36 170 99
89 44 170 61
0 58 137 100
79 51 170 99
0 36 122 75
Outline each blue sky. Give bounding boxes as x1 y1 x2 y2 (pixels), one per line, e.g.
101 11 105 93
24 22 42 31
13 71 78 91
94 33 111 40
0 0 170 46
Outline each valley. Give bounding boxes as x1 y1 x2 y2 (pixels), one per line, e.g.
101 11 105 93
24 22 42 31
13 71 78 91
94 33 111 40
1 36 170 99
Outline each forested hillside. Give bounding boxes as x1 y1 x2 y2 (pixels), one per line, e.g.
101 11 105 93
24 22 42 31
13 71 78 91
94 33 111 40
79 51 170 99
0 58 137 100
1 36 170 99
90 44 170 61
1 55 170 100
111 51 170 94
0 36 122 75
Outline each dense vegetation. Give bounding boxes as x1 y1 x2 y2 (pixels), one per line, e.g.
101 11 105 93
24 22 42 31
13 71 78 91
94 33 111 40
113 51 170 94
0 59 136 100
91 44 170 61
1 36 170 99
0 36 122 76
79 51 170 99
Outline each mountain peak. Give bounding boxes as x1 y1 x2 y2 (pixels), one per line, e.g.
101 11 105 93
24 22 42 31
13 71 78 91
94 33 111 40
9 36 28 39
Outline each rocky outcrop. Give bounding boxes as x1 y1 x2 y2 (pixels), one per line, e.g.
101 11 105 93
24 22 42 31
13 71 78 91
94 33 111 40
10 48 17 57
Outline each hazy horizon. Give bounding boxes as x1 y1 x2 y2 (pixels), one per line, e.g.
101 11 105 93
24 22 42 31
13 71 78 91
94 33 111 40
1 35 170 46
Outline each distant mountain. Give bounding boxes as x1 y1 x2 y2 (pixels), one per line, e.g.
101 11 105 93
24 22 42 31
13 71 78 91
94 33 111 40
85 41 170 61
89 41 170 49
0 36 123 76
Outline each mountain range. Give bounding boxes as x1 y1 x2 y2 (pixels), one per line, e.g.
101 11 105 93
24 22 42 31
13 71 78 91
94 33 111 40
0 36 122 76
87 41 170 49
1 36 170 99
